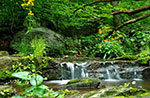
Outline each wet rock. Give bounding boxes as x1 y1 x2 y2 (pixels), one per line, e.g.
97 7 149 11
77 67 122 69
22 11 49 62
0 51 9 56
142 68 150 79
0 56 19 69
66 86 150 98
41 63 61 80
0 85 15 97
60 78 101 89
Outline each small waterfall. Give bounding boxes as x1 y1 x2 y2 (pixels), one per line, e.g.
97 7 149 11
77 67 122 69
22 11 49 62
104 65 122 81
115 68 122 80
60 62 89 79
133 69 142 81
106 69 112 79
66 62 75 79
60 62 143 81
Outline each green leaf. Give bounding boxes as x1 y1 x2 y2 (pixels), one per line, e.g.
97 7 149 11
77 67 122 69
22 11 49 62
57 94 65 98
23 85 36 94
49 91 59 97
11 96 25 98
12 72 31 80
32 88 45 96
39 84 49 90
30 74 43 85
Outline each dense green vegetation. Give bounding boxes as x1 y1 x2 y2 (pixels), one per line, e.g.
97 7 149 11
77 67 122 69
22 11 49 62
0 0 150 97
0 0 150 60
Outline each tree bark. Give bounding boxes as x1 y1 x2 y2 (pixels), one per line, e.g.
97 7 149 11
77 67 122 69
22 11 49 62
111 6 150 15
104 13 150 39
111 1 121 27
73 0 119 13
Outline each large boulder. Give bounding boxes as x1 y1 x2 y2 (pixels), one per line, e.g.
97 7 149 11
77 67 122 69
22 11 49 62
10 27 65 56
60 78 101 89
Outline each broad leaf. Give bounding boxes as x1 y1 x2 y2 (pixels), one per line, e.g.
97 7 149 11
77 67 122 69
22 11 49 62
30 74 43 85
23 85 36 94
39 84 49 90
11 96 25 98
12 72 31 80
32 88 45 96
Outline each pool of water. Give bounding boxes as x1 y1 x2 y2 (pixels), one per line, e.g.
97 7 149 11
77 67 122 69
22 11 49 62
44 79 150 91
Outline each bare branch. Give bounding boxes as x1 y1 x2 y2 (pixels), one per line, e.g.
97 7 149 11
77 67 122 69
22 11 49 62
104 13 150 39
112 6 150 15
73 0 119 13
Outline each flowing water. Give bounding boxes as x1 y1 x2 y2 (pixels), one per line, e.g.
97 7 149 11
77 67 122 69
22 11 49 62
43 60 150 92
60 61 144 80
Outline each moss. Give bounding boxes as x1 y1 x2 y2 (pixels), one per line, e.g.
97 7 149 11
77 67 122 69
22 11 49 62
81 86 150 98
116 55 137 60
116 54 150 65
0 51 9 56
62 78 100 89
137 56 150 65
67 78 96 84
0 56 56 81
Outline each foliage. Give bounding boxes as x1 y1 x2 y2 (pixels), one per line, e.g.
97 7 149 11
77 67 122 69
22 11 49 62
64 27 124 59
0 0 150 58
11 72 65 98
12 37 46 56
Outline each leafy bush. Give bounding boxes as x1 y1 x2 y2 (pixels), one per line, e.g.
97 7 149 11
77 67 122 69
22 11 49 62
64 28 125 60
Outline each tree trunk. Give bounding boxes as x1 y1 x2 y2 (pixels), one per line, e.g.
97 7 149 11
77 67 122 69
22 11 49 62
111 1 121 27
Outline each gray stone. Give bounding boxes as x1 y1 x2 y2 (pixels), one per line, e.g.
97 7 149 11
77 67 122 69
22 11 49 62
10 27 65 56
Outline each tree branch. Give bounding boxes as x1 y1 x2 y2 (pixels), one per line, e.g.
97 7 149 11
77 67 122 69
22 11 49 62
112 6 150 15
73 0 119 13
104 13 150 39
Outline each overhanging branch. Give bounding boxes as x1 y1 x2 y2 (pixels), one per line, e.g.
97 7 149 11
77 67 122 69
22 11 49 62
73 0 119 13
104 13 150 39
112 6 150 15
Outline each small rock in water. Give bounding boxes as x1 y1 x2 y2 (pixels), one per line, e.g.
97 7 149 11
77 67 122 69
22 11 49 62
59 78 101 89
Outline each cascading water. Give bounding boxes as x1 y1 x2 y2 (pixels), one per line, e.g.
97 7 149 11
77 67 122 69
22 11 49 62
60 62 89 80
66 62 74 79
106 69 112 79
60 62 143 81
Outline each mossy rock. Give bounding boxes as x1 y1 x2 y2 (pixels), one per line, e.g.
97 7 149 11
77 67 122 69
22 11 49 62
68 86 150 98
10 27 65 56
0 51 9 56
60 78 101 89
0 56 57 81
68 78 93 84
0 56 20 80
0 85 15 97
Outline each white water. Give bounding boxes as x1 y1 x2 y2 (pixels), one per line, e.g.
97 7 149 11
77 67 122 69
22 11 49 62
66 62 74 79
60 62 143 81
106 69 112 79
44 80 70 85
